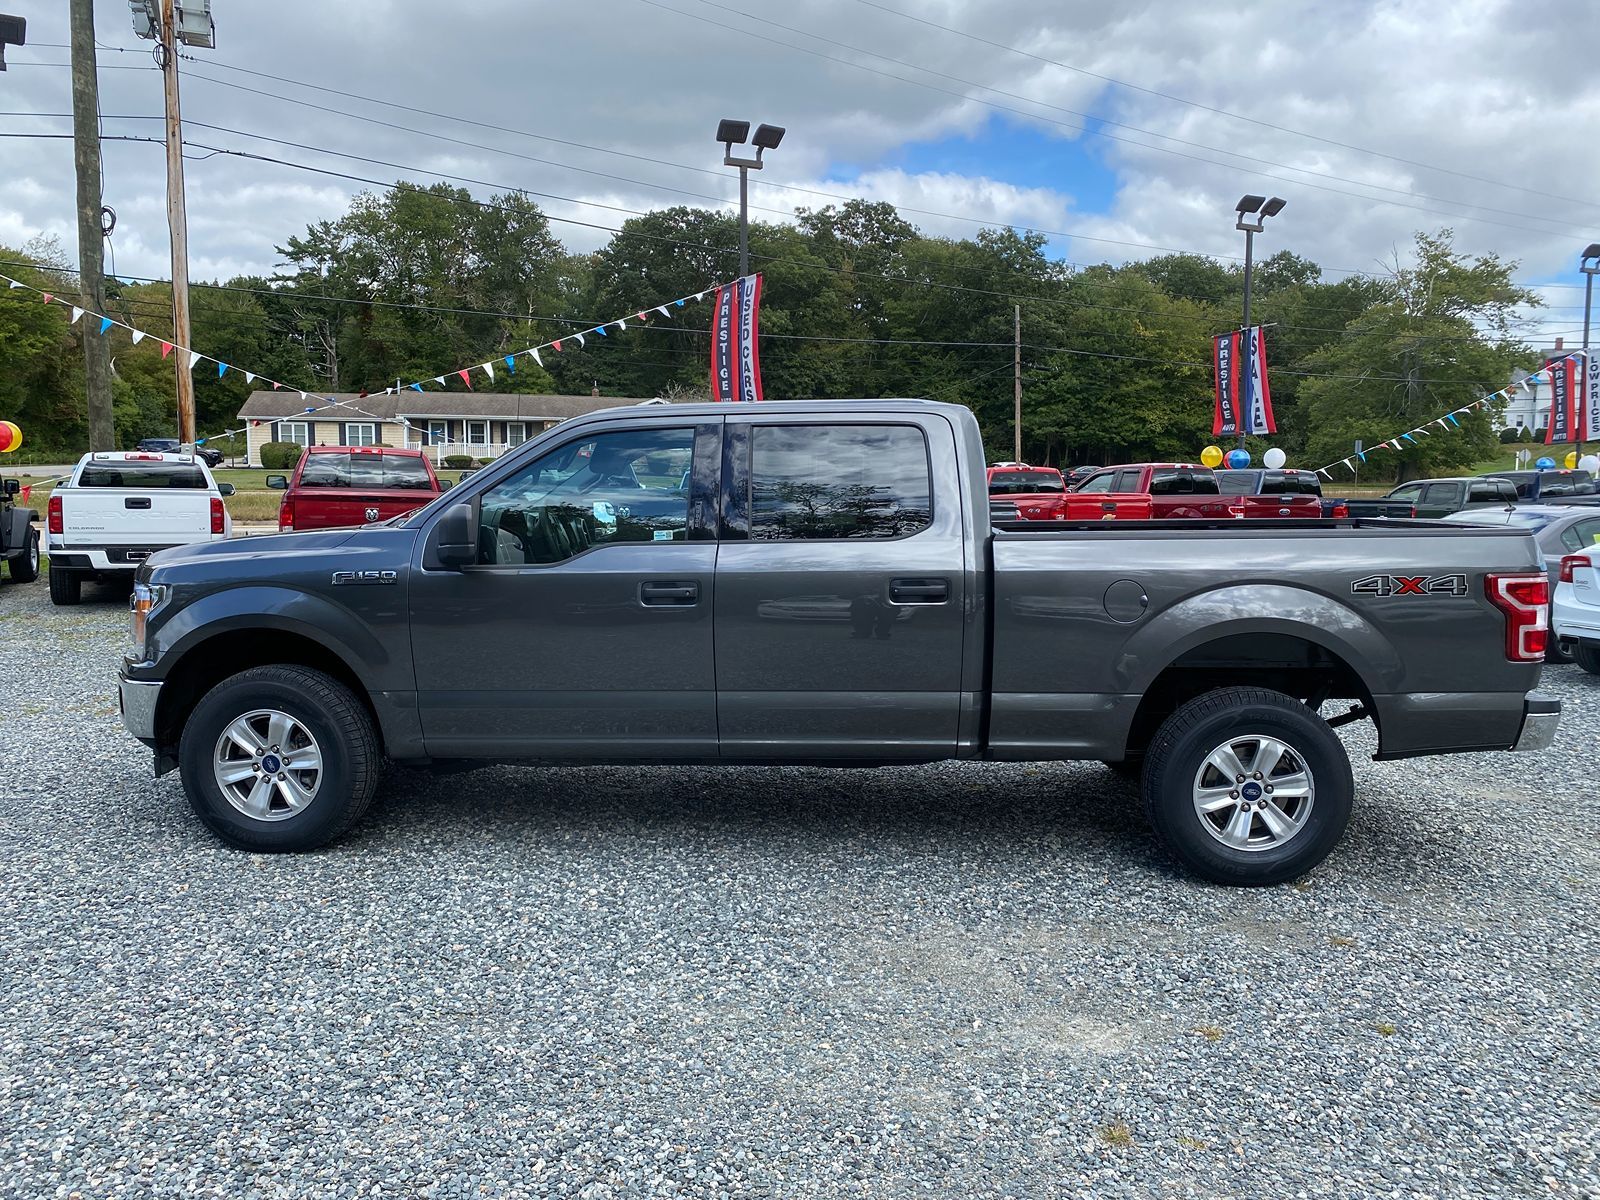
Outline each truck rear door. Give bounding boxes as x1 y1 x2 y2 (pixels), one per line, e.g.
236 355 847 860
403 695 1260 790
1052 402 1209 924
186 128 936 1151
1417 481 1464 518
62 458 215 548
713 412 967 760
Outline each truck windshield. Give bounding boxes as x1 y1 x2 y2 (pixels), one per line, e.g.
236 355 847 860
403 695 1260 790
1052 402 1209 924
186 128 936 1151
300 453 435 489
79 462 208 488
989 471 1064 495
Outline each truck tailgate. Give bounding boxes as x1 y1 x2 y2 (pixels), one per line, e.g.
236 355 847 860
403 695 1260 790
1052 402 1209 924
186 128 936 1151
292 490 432 529
60 489 213 545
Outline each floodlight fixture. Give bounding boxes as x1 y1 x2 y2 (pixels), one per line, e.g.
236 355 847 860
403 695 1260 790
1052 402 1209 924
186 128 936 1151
129 0 156 40
1261 196 1287 217
1581 242 1600 271
0 13 23 70
1235 194 1266 215
752 123 786 151
716 119 751 146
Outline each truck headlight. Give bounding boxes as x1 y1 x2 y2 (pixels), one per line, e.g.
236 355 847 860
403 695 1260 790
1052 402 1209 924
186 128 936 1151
129 582 167 658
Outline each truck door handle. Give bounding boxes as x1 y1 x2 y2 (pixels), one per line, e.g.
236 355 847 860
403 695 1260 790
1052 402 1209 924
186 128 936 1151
639 580 699 607
125 497 151 509
889 578 949 604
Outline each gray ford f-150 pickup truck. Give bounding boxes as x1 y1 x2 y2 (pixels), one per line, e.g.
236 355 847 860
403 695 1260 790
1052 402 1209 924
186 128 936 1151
120 400 1559 885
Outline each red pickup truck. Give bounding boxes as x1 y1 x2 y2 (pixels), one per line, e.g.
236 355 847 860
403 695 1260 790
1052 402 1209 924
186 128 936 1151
1070 463 1236 519
268 446 447 531
988 464 1154 520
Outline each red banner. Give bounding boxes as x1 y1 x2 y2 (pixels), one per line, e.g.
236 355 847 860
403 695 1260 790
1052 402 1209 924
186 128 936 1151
710 274 763 402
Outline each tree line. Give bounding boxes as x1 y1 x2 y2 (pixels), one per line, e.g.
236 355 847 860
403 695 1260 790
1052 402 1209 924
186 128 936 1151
0 181 1543 479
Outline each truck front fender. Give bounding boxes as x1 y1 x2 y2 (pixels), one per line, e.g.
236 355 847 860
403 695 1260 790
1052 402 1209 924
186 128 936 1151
1117 582 1400 697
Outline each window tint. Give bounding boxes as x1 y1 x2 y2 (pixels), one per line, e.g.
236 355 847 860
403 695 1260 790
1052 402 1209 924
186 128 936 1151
1148 469 1191 496
1422 482 1459 504
1561 518 1600 551
749 424 930 541
988 470 1064 495
477 427 693 564
1387 484 1421 502
1468 482 1499 501
1113 470 1145 493
299 452 437 489
79 462 208 488
1075 472 1114 494
1214 470 1257 496
1259 471 1321 496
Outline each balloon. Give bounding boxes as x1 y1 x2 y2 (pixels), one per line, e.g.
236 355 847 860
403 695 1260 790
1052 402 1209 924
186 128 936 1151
1199 445 1223 469
1226 448 1251 469
1564 451 1578 469
1536 457 1556 469
0 421 21 453
1262 447 1287 469
1580 455 1600 474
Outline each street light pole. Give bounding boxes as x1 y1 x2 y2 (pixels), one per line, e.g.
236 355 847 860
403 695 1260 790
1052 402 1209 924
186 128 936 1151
1233 195 1285 451
1580 243 1600 458
717 119 784 280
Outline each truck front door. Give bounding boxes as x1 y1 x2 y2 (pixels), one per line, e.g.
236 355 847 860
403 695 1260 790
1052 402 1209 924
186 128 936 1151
407 420 723 759
713 415 968 761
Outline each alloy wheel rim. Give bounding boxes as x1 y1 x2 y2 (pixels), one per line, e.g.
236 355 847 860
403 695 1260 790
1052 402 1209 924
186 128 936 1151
1192 735 1315 853
212 708 323 821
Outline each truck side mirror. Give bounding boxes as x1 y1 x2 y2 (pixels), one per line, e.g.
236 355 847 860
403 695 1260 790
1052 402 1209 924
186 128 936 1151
437 477 453 491
431 503 476 569
1 479 17 496
265 475 288 489
216 482 236 497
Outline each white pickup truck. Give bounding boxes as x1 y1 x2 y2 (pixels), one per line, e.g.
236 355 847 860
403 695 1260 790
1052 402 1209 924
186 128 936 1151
46 451 234 605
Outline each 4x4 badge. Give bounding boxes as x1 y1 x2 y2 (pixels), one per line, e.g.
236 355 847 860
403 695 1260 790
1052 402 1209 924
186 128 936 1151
1351 573 1467 597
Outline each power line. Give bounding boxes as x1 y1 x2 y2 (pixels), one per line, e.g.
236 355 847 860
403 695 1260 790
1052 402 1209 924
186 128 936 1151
637 0 1597 242
853 0 1600 218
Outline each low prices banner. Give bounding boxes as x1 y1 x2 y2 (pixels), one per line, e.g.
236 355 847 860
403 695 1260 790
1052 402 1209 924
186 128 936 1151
1545 354 1578 444
1213 326 1275 436
1586 353 1600 444
710 273 764 402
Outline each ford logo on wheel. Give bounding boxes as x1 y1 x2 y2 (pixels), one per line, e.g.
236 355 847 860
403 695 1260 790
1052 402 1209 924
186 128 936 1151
364 507 380 522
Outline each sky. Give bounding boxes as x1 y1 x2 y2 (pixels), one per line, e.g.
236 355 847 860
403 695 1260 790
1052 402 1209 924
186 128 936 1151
2 0 1598 341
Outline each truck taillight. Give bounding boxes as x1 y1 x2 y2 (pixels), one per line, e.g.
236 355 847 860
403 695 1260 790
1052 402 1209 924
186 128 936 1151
1228 499 1247 519
1331 502 1349 519
1485 573 1548 662
210 497 225 534
279 497 294 531
48 493 63 534
1559 555 1586 584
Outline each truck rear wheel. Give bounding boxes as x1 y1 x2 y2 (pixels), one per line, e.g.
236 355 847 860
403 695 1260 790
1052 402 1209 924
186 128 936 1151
178 665 380 851
48 564 80 605
1141 687 1353 886
7 529 39 583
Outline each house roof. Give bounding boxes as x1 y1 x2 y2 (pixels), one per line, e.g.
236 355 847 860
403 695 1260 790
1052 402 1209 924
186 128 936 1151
238 391 658 422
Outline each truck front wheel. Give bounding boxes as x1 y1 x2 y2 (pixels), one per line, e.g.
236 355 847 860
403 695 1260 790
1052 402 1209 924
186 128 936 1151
178 665 380 851
1141 687 1353 886
8 529 39 583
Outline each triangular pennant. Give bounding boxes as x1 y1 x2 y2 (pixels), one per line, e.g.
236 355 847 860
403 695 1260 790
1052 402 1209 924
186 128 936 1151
614 319 627 331
98 317 113 335
186 350 201 370
245 372 256 384
160 341 173 360
457 369 472 387
655 306 670 318
504 355 516 373
636 312 649 323
70 306 84 324
130 330 146 345
674 299 685 307
594 325 607 337
552 340 563 352
299 391 309 400
574 332 585 347
272 381 282 389
410 382 424 391
531 348 542 367
696 292 706 302
482 361 495 382
218 362 229 378
434 376 446 385
5 279 19 289
42 293 52 304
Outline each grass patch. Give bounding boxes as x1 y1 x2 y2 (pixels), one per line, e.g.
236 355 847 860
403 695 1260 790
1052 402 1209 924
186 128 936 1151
1097 1122 1134 1149
1191 1025 1225 1042
1329 934 1357 948
1374 1021 1397 1037
1176 1135 1208 1151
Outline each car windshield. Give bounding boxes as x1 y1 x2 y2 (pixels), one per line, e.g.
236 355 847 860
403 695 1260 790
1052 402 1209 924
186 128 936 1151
79 461 207 488
299 452 435 489
988 471 1064 495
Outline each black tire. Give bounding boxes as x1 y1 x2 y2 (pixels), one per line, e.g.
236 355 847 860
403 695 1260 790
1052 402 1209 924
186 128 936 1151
7 529 39 583
1574 643 1600 676
1141 687 1353 887
178 665 380 851
48 564 81 606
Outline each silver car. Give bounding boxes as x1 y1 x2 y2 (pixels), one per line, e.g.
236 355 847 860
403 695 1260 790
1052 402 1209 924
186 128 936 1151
1442 504 1600 663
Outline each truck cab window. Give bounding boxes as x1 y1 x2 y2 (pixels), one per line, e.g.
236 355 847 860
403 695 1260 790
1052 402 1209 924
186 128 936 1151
749 424 931 541
476 427 694 564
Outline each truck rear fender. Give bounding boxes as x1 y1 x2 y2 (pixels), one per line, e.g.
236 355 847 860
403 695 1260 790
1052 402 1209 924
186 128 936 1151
1118 583 1395 756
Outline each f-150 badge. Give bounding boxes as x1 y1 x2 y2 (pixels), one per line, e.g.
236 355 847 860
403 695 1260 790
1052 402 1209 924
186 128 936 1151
331 569 398 586
1350 573 1468 597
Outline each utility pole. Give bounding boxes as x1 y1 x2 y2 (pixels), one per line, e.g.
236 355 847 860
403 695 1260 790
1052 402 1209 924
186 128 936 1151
1013 304 1022 462
159 0 195 445
69 0 114 451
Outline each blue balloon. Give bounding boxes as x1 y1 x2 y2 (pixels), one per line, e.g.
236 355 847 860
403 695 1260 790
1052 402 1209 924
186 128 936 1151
1536 457 1556 469
1226 449 1251 469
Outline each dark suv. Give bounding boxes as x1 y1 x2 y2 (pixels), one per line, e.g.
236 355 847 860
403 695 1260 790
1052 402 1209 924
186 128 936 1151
137 437 222 468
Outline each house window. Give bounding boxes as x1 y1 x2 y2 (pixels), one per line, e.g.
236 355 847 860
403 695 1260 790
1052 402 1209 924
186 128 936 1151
345 422 379 447
467 420 489 446
425 420 448 445
506 422 528 446
277 421 311 447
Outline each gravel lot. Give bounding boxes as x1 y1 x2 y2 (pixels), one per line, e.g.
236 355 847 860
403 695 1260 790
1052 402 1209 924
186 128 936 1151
1 574 1595 1199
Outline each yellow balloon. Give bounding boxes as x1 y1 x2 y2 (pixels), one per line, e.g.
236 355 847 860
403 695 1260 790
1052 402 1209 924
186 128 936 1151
1200 445 1223 469
1565 451 1578 469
